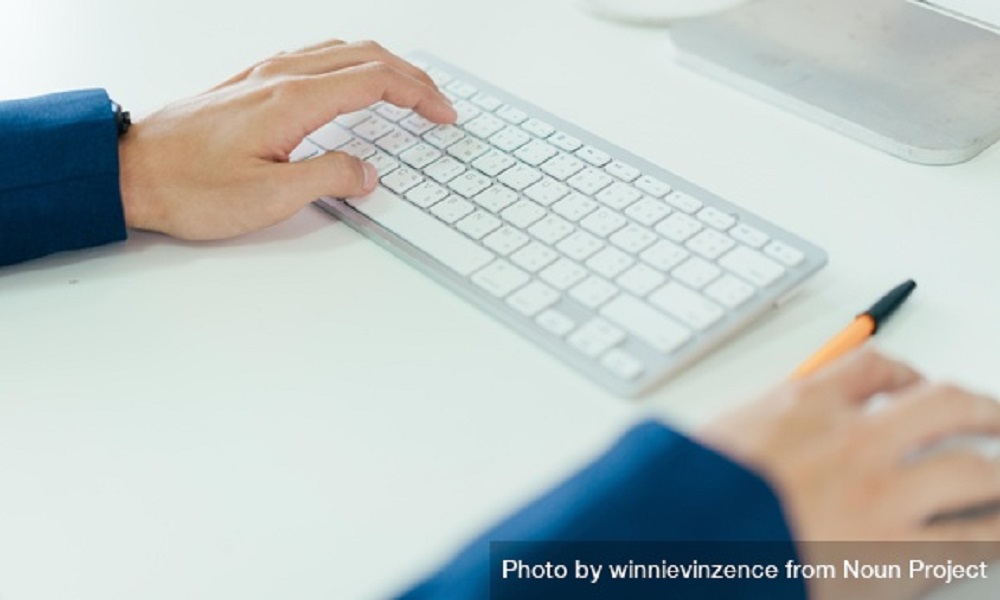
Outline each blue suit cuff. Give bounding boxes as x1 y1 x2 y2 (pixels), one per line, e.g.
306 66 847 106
0 89 127 266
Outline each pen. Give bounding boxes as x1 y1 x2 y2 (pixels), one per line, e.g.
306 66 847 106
791 279 917 379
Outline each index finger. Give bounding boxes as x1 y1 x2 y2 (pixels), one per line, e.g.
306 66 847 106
804 348 923 405
247 40 439 91
873 383 1000 461
274 61 456 137
291 40 438 89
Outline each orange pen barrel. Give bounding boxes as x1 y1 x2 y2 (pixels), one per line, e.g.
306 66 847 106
791 315 876 379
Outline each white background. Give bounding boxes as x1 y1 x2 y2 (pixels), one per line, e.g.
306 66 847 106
1 1 999 598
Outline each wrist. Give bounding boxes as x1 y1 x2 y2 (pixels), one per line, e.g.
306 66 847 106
118 121 160 232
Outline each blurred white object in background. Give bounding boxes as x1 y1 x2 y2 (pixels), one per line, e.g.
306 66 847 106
578 0 748 25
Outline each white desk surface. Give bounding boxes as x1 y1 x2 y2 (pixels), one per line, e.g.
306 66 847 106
2 1 999 598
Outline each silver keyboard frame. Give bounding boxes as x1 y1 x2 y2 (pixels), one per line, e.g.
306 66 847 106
315 52 827 397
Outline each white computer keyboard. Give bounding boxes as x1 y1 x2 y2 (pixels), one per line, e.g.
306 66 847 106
297 53 827 396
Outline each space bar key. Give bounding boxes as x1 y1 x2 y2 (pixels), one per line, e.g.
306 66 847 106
346 190 495 277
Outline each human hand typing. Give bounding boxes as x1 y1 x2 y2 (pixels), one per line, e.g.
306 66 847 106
118 39 455 240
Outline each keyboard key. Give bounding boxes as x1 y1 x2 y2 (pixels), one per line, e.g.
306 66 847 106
424 124 466 149
463 113 506 139
346 189 493 277
501 199 546 229
489 126 532 152
510 241 559 272
473 260 529 298
664 191 703 214
601 348 644 380
472 92 503 111
536 309 576 337
340 138 377 159
400 143 443 169
540 154 586 181
649 282 725 330
400 113 437 136
447 137 491 163
580 207 628 237
549 131 583 152
586 247 635 279
424 156 466 183
368 152 400 176
448 171 493 198
430 195 475 223
604 160 641 182
634 175 672 198
529 215 574 244
452 100 480 125
376 129 419 155
483 226 530 255
308 122 352 150
609 225 657 254
595 182 642 211
521 118 556 138
497 164 543 190
508 281 560 316
616 263 666 297
672 257 722 289
524 178 570 206
456 210 502 239
640 240 689 272
704 275 755 308
655 213 703 243
552 193 598 222
403 181 447 208
624 197 672 227
557 230 605 261
575 145 612 166
697 206 737 231
471 149 517 177
540 258 588 290
426 68 453 86
514 140 559 166
335 110 372 128
568 318 626 357
764 240 805 267
719 246 785 287
354 116 395 141
289 139 322 162
569 276 620 309
730 223 770 248
447 80 478 98
375 103 411 122
497 105 529 124
686 228 736 260
600 295 691 354
567 167 614 195
473 185 519 213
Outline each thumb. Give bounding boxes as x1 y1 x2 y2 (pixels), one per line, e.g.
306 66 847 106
281 150 378 202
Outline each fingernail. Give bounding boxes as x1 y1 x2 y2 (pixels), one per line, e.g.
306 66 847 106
362 162 377 192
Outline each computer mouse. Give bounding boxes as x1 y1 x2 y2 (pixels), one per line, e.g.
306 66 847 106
578 0 749 26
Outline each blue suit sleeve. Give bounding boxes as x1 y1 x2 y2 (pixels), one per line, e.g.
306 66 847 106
401 421 806 599
0 89 127 267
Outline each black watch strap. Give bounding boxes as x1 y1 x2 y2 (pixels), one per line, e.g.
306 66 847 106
111 100 131 138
